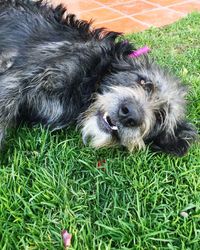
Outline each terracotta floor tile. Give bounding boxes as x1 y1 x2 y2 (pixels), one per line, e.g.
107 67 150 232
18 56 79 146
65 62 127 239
50 0 101 13
112 0 156 15
79 8 122 23
94 17 149 33
48 0 195 33
170 1 200 14
134 9 184 27
94 0 134 6
147 0 184 6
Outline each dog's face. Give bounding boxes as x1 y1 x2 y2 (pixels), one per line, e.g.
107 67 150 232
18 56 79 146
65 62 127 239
80 56 196 155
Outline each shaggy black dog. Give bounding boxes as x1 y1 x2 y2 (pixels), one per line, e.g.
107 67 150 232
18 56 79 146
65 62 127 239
0 0 196 155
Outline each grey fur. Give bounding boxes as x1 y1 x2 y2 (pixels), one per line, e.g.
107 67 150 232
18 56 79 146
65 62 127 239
0 0 196 156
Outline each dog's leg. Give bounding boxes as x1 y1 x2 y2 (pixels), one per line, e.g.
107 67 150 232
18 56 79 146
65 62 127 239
0 76 22 147
151 122 197 156
0 102 20 146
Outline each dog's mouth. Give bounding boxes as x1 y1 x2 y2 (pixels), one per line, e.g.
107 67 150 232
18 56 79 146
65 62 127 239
99 112 118 132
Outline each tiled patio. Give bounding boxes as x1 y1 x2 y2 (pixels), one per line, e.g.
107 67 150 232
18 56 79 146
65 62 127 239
51 0 200 33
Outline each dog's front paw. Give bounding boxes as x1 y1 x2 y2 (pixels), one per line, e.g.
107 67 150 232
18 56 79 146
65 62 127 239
151 122 197 156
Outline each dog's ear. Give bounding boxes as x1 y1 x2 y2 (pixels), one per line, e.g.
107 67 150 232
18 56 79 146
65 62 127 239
151 122 197 156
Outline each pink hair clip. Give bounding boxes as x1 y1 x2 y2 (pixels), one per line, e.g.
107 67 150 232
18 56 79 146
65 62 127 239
129 46 150 58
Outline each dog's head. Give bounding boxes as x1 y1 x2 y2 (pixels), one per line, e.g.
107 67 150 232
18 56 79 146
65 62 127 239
80 55 196 156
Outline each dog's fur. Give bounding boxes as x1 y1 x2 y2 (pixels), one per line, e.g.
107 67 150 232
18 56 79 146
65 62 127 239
0 0 196 156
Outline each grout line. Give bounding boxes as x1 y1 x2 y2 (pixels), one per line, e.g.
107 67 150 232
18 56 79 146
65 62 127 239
142 0 191 7
129 5 181 17
127 15 152 26
100 0 156 8
160 0 194 15
142 0 190 11
89 0 186 25
66 0 193 16
131 7 165 16
94 16 129 25
142 0 165 8
163 8 186 16
164 0 192 7
127 5 186 28
92 0 152 26
73 0 195 29
165 0 200 14
94 15 150 29
142 0 193 15
65 0 103 14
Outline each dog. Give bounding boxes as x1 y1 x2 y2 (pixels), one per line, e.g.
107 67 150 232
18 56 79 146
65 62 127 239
0 0 197 156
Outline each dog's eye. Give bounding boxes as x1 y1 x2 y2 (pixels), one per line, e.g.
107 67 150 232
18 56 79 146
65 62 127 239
140 79 146 85
138 78 154 94
137 76 146 84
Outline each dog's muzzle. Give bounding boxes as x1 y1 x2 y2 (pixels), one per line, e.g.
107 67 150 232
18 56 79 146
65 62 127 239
98 100 144 134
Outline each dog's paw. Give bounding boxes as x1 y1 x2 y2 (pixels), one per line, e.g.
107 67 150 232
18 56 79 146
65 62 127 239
151 122 197 156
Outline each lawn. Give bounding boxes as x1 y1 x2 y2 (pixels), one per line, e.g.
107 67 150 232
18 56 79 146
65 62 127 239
0 13 200 250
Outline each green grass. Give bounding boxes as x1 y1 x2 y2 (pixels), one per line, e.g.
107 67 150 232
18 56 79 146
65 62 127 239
0 13 200 250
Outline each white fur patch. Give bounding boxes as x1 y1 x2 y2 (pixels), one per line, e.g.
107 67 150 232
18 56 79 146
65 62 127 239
81 116 112 148
80 85 155 151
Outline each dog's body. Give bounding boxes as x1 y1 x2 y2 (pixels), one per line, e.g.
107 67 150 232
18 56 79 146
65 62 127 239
0 0 196 155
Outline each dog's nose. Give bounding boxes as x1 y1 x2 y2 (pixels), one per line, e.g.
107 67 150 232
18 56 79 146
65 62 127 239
118 103 143 127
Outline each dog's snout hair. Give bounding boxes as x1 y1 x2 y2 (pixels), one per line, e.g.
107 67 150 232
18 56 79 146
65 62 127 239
0 0 197 156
